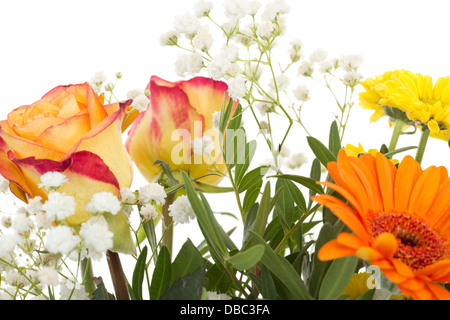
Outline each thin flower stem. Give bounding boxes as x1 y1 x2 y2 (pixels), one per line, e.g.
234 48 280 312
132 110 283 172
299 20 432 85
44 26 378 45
162 192 176 256
388 119 405 152
81 258 96 297
106 250 130 300
415 128 430 164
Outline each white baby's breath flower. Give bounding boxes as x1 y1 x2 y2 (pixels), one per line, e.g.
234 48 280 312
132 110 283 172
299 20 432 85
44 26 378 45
173 12 202 37
194 0 213 18
298 61 314 77
85 192 121 216
0 233 21 257
27 196 43 214
138 183 167 205
293 85 310 102
59 281 89 300
223 0 250 20
39 172 68 190
126 88 145 100
192 31 214 52
261 0 290 21
340 54 363 71
0 176 9 193
37 267 59 286
309 48 328 63
248 1 262 15
12 212 33 233
319 60 334 74
42 192 76 221
286 152 307 170
227 76 247 100
79 215 113 260
45 225 81 256
90 71 107 86
175 52 204 77
256 21 274 40
120 187 136 203
255 102 273 116
269 74 290 92
192 136 215 155
343 71 363 87
212 111 221 131
160 30 180 46
168 195 195 224
132 94 150 112
140 204 158 221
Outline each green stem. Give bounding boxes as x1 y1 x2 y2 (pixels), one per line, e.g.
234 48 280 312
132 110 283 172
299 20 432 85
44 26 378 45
415 128 430 164
106 250 130 300
388 119 405 152
162 192 176 256
81 258 96 297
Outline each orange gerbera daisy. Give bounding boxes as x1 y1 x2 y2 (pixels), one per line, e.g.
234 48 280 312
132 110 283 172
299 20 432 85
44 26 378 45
313 149 450 300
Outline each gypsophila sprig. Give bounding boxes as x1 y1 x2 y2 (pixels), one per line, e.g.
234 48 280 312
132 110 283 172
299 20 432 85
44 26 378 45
85 192 122 216
168 195 195 224
39 172 68 191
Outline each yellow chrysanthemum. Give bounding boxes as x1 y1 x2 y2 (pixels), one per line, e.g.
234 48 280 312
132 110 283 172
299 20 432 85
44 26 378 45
359 70 401 123
359 70 450 142
342 273 371 300
345 143 399 165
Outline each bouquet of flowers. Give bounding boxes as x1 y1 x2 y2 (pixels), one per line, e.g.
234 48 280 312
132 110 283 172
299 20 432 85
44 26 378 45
0 0 448 302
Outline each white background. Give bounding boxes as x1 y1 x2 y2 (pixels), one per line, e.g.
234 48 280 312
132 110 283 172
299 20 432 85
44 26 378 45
0 0 449 296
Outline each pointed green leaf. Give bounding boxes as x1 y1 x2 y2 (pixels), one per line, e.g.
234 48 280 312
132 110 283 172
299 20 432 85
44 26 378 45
328 121 341 156
307 136 337 168
250 231 313 300
160 266 206 300
319 256 358 300
132 246 148 300
227 245 265 271
103 210 136 255
150 246 171 300
170 239 205 286
261 265 277 300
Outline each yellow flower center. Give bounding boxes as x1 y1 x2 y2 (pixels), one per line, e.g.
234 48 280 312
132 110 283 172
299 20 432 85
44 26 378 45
369 212 448 271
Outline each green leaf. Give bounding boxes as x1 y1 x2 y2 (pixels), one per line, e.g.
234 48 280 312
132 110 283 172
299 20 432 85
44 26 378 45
103 210 136 255
242 179 263 213
92 277 116 300
261 265 277 300
153 160 179 186
238 166 268 193
150 245 171 300
274 174 324 195
307 136 337 168
227 103 243 131
328 121 341 156
219 95 235 133
193 181 234 193
227 245 265 271
383 146 417 158
250 231 313 300
170 239 205 286
132 246 148 300
319 256 358 300
204 264 233 293
181 171 229 266
160 266 206 300
235 140 257 186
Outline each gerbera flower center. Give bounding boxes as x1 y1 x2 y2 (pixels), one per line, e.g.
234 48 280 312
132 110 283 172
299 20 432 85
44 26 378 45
369 212 448 271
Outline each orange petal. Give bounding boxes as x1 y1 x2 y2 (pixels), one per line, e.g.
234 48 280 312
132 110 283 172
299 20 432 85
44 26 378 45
372 232 398 258
318 238 356 261
394 155 422 212
0 130 65 161
355 246 383 262
68 105 133 188
336 150 370 214
33 114 91 153
312 194 369 243
391 259 415 278
86 84 108 129
426 282 450 300
408 166 441 218
174 76 237 131
375 152 397 212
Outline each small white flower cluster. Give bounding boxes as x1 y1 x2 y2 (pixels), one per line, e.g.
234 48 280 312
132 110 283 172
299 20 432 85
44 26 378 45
168 195 196 224
127 88 150 112
192 135 215 156
135 183 168 222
